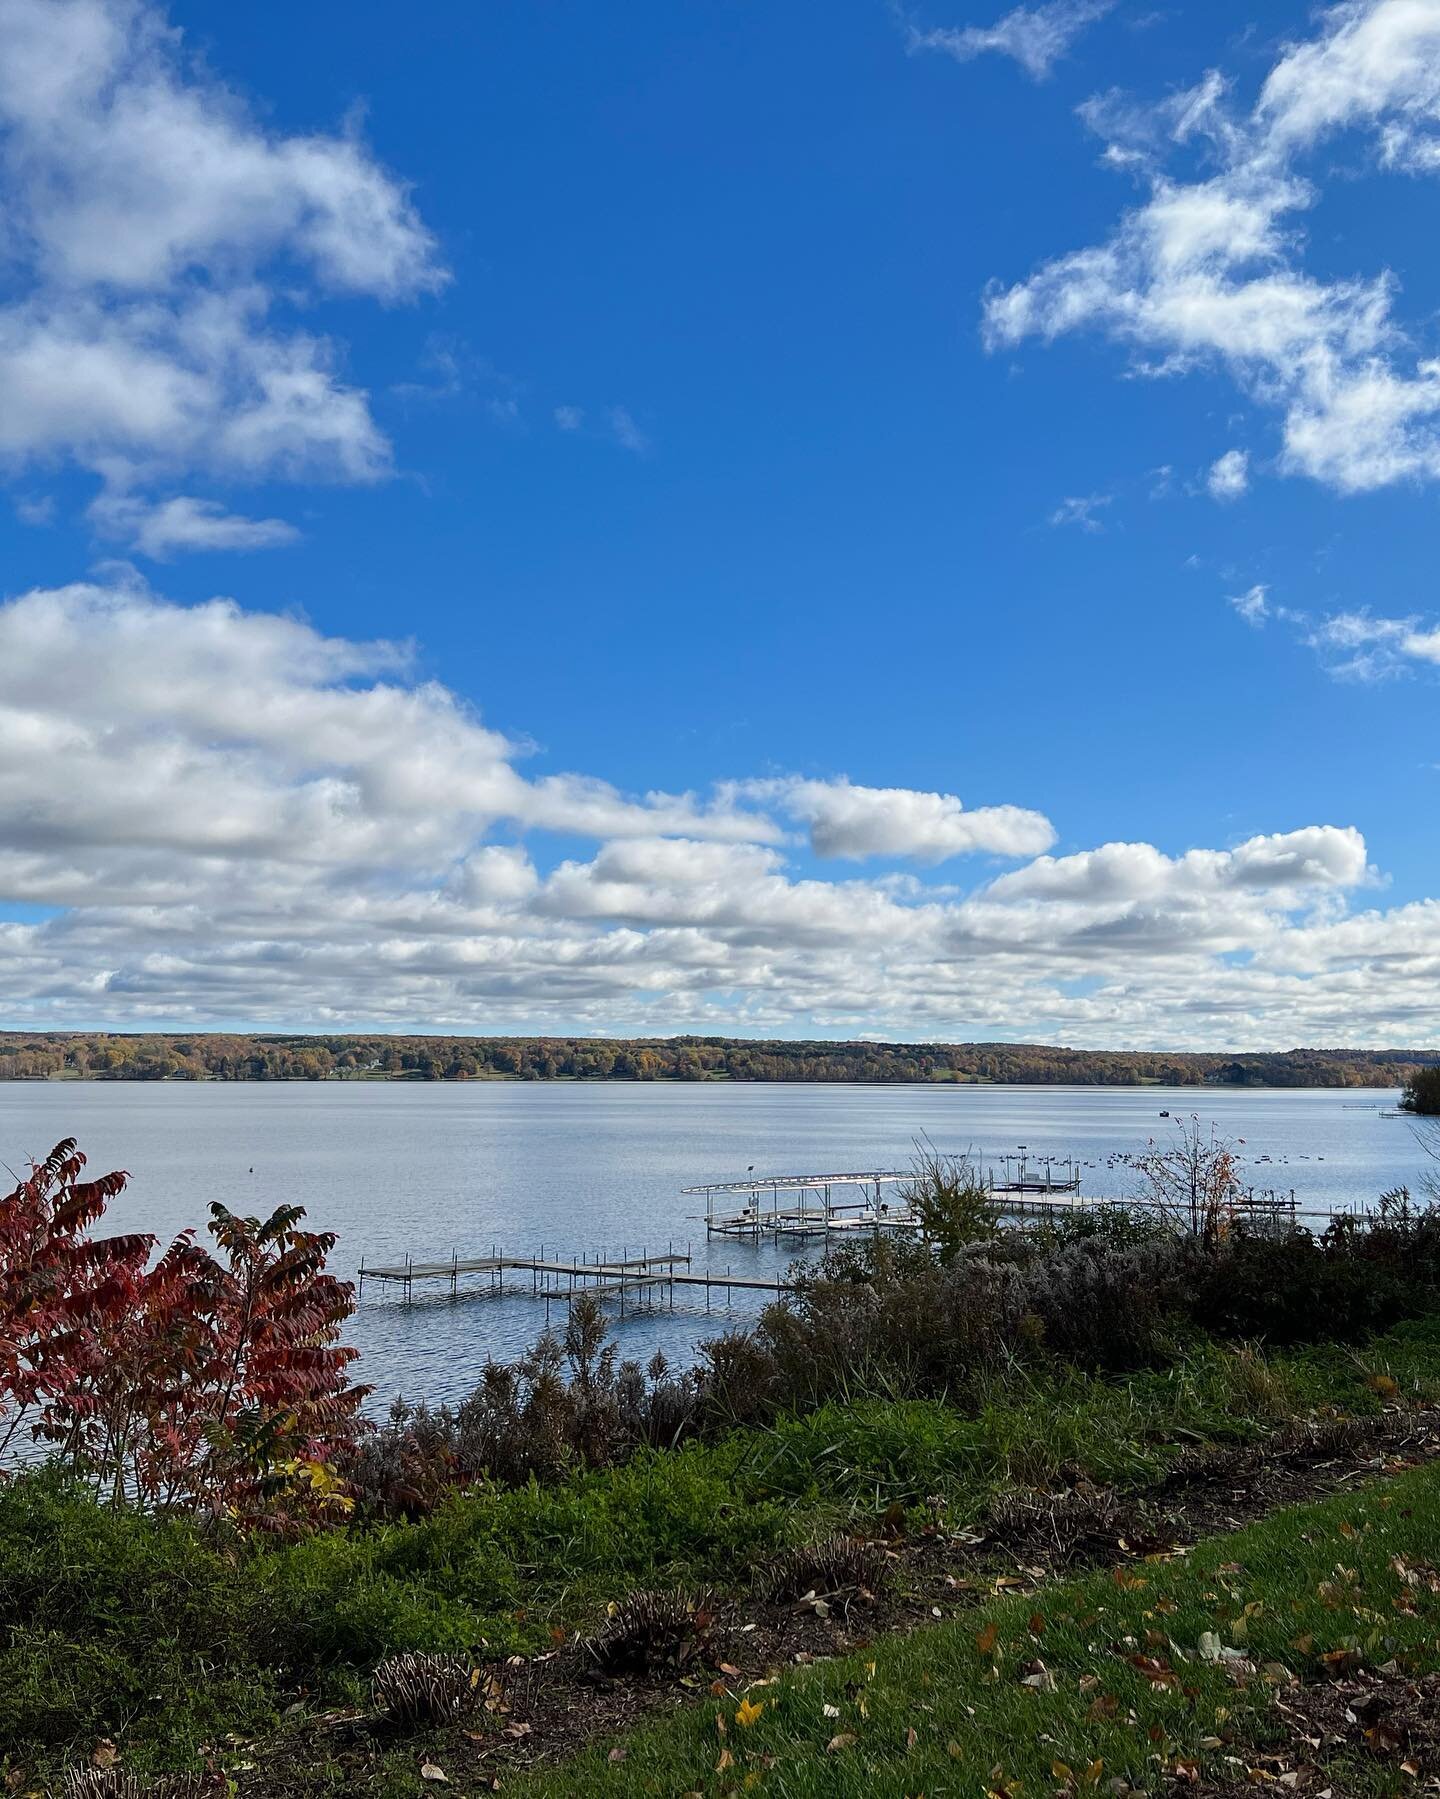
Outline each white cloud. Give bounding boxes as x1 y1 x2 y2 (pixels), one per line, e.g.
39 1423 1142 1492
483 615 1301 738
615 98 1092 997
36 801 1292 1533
750 777 1056 862
554 405 585 431
1230 582 1270 626
1049 491 1113 530
986 827 1372 904
984 0 1440 493
1208 447 1249 500
0 0 441 297
609 405 649 453
906 0 1117 81
0 582 1430 1047
0 581 778 882
1308 607 1440 678
89 493 300 557
0 0 443 547
1224 583 1440 676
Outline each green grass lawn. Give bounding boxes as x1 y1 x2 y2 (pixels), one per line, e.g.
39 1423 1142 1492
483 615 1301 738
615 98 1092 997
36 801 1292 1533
507 1453 1440 1799
5 1322 1440 1785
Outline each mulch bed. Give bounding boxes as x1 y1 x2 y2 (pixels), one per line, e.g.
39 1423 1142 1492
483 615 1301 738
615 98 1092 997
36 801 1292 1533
213 1407 1440 1794
1165 1668 1440 1794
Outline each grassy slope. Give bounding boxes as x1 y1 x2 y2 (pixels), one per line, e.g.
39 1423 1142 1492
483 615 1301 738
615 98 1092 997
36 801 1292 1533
509 1454 1440 1799
5 1324 1440 1780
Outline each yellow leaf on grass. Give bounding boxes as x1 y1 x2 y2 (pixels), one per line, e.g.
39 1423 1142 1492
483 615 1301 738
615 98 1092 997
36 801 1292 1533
736 1696 765 1728
976 1620 999 1655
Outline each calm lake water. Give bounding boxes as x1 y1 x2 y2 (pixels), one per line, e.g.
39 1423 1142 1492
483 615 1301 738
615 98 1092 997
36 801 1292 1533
0 1080 1427 1410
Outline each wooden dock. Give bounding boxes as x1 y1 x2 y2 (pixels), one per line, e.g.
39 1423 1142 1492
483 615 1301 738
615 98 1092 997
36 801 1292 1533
358 1247 793 1313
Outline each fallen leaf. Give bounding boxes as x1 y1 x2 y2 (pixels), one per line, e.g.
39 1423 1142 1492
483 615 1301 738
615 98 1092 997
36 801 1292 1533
607 1747 627 1763
976 1620 999 1656
420 1764 449 1785
736 1696 765 1728
826 1733 857 1753
90 1744 119 1772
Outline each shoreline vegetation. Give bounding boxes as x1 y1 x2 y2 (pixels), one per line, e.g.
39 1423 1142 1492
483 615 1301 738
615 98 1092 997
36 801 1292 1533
7 1131 1440 1791
1 1031 1438 1087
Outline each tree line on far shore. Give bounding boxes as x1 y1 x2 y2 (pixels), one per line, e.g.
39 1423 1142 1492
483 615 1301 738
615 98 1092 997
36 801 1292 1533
0 1031 1435 1088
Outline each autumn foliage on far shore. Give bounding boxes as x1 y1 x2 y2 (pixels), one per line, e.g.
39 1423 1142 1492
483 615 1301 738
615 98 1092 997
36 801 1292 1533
0 1139 366 1528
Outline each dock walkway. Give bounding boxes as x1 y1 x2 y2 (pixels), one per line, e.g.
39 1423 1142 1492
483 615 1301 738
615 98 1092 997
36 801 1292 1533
358 1247 792 1313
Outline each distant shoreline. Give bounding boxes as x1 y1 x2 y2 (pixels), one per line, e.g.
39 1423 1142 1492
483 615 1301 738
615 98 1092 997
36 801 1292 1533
1 1031 1434 1090
0 1072 1413 1094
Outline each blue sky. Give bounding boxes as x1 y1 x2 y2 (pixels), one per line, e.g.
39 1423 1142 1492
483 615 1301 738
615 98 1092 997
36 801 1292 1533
0 0 1437 1046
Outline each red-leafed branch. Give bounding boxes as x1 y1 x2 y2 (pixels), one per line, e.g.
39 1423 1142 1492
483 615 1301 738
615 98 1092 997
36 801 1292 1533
0 1140 367 1529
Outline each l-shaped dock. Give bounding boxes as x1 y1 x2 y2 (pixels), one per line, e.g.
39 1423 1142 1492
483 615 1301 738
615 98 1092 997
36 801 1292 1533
358 1247 793 1312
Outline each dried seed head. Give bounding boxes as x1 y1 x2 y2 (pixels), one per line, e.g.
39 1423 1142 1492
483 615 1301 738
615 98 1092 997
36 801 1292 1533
64 1775 210 1799
756 1535 887 1604
372 1651 477 1725
578 1585 718 1673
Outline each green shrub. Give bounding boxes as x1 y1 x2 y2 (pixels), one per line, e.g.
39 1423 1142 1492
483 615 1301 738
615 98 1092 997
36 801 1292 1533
1401 1066 1440 1115
1186 1231 1414 1343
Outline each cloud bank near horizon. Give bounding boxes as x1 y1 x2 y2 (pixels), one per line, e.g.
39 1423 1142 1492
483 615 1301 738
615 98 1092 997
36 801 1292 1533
0 582 1432 1049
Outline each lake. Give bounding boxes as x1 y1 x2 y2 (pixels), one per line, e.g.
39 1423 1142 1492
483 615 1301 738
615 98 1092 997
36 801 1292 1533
0 1080 1427 1410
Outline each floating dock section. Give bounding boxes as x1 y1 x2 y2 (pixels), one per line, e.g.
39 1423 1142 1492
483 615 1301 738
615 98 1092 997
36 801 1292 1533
686 1170 915 1242
687 1156 1086 1243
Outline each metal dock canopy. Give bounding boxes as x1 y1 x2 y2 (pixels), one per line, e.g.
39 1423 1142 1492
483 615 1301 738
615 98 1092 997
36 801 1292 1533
681 1160 1085 1241
682 1169 917 1241
681 1169 907 1195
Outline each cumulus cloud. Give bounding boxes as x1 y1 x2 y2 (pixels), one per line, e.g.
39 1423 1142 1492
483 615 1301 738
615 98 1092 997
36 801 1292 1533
1208 448 1249 500
986 827 1372 904
0 583 1429 1047
751 777 1056 862
0 0 443 547
0 582 779 888
984 0 1440 493
905 0 1117 81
